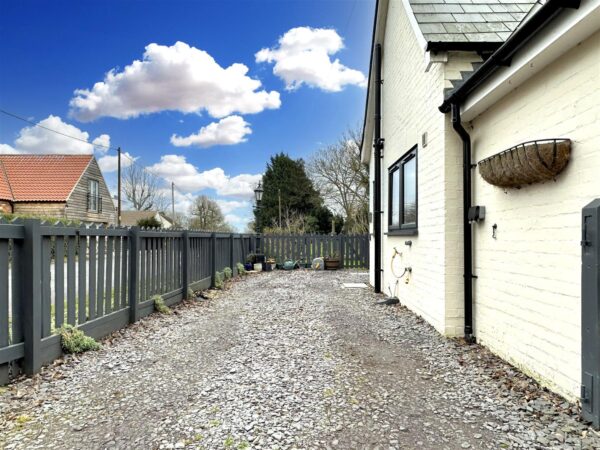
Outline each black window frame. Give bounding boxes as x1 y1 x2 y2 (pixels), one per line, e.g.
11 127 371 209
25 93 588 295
387 145 418 235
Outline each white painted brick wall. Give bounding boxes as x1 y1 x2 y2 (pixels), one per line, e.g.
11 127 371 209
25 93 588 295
469 30 600 400
377 0 465 335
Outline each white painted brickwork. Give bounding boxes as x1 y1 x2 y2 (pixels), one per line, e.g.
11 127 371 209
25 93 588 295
378 0 464 335
469 30 600 400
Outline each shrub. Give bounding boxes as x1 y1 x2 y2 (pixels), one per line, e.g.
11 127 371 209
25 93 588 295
152 294 171 314
215 271 224 289
187 287 195 300
223 267 233 280
59 324 101 354
137 216 162 229
236 262 246 276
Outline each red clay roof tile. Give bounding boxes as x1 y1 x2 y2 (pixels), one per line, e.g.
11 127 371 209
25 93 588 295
0 154 93 202
0 160 13 201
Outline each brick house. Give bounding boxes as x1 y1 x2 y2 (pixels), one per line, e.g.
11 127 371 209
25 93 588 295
0 154 116 224
361 0 600 404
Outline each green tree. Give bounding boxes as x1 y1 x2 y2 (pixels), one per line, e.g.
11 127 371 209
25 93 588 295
256 153 334 234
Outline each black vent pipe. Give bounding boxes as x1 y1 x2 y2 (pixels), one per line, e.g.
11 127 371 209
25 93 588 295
451 103 473 339
373 43 383 293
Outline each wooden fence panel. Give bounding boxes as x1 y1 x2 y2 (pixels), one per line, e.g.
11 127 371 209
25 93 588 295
0 222 369 386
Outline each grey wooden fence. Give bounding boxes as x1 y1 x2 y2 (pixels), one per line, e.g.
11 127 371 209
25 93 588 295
0 219 255 385
257 233 369 269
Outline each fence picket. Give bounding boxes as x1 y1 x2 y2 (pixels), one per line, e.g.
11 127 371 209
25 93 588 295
55 236 65 328
78 235 87 324
41 236 51 337
97 235 105 317
105 236 114 313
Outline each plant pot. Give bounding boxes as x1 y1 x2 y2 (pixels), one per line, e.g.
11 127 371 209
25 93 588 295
244 262 253 271
263 262 275 272
253 263 263 272
324 258 340 270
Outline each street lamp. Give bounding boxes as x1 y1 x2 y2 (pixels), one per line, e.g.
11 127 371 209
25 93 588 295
254 182 264 233
254 181 263 205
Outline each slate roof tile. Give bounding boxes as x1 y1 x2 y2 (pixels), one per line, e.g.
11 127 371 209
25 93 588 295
408 0 537 44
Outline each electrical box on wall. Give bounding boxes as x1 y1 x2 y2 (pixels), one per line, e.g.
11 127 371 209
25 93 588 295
468 206 485 223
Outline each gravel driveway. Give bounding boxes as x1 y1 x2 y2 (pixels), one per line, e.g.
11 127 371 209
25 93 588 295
1 270 598 449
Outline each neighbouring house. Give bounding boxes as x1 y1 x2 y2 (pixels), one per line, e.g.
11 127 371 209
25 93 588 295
120 210 174 228
361 0 600 413
0 154 116 224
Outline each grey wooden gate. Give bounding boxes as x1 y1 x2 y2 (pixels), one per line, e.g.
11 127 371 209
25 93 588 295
582 199 600 428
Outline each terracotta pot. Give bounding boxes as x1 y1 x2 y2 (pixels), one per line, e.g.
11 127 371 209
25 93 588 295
324 258 340 270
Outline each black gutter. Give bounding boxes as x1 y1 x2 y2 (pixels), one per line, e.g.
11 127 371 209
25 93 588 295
426 41 501 53
451 104 474 339
373 43 383 294
439 0 581 114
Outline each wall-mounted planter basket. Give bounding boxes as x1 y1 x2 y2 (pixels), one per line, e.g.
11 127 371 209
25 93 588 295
478 139 571 188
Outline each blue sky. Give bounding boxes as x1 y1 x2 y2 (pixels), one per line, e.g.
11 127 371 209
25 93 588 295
0 0 374 229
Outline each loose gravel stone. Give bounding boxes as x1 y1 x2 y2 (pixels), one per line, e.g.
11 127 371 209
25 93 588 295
0 270 599 449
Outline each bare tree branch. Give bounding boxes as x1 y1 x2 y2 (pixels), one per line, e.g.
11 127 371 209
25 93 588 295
307 126 369 233
123 165 167 211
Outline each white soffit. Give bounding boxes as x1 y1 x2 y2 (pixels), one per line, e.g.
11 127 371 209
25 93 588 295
461 0 600 122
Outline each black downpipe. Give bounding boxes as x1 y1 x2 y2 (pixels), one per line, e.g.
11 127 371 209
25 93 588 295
373 43 383 293
451 104 474 339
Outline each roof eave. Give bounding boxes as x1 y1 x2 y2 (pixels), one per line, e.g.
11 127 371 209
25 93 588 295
426 41 502 53
439 0 580 114
359 0 381 163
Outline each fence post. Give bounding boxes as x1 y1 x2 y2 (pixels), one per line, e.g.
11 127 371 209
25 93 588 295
20 219 42 375
339 234 345 269
211 232 217 287
128 226 139 323
229 233 235 271
182 230 189 298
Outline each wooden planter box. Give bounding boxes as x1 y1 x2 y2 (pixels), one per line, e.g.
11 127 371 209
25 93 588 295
324 258 340 270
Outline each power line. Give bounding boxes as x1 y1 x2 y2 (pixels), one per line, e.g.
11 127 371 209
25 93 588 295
0 107 174 191
0 108 115 151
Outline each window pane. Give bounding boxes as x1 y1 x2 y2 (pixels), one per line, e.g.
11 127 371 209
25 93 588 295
89 180 99 211
403 156 416 225
391 169 399 226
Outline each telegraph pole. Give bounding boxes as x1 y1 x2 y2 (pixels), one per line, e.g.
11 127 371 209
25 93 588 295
171 182 175 220
117 147 122 226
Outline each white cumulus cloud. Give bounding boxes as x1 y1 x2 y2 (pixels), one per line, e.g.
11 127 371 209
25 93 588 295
92 134 111 153
147 154 261 199
170 115 251 148
70 41 281 122
0 115 114 158
216 199 250 214
97 151 136 173
255 27 367 92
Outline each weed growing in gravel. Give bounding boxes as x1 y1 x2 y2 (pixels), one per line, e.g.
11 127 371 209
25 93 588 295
59 325 100 354
215 271 224 289
236 262 246 276
224 436 234 448
323 387 334 398
237 441 249 449
15 415 31 425
209 419 220 427
152 295 172 315
187 287 195 300
223 267 233 280
193 434 203 441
